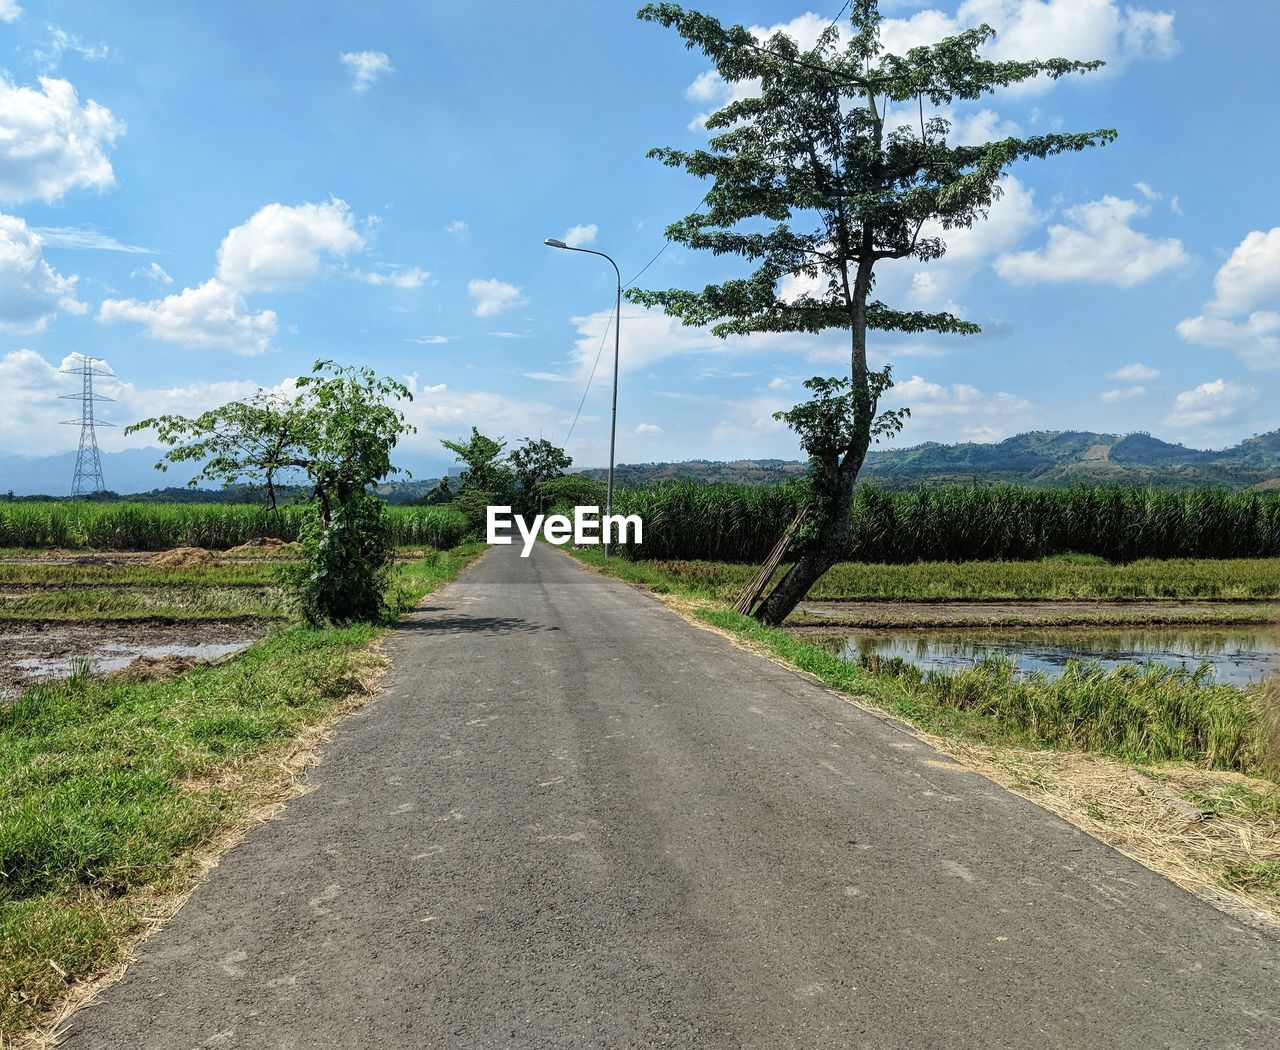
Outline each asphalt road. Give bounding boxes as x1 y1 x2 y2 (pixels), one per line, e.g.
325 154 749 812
62 542 1280 1048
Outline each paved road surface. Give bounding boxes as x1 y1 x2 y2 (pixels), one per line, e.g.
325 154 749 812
62 542 1280 1048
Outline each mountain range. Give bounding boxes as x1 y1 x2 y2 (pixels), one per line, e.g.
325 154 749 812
3 429 1279 498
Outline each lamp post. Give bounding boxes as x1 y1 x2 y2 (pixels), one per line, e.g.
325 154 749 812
544 237 622 556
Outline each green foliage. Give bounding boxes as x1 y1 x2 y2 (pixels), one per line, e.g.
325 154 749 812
440 428 513 498
607 482 1280 563
129 361 417 625
510 437 573 513
535 474 607 514
288 493 394 625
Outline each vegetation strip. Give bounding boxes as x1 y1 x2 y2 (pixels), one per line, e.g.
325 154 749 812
0 543 484 1041
566 548 1280 921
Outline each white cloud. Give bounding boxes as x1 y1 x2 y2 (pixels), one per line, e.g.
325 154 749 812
1176 312 1280 371
887 375 1034 442
468 278 526 317
408 334 449 345
1109 362 1160 381
98 278 278 355
397 374 554 450
0 214 85 332
767 377 789 390
994 196 1188 287
131 261 173 285
445 219 469 239
1201 227 1280 317
1101 385 1147 402
216 198 363 293
1165 378 1258 428
0 348 272 455
0 2 21 23
563 223 598 248
881 1 1177 77
340 51 392 92
352 266 430 289
635 423 663 436
522 371 571 383
0 75 123 204
1134 181 1160 201
31 225 151 252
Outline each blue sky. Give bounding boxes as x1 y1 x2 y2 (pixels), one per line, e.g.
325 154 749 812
1 0 1278 477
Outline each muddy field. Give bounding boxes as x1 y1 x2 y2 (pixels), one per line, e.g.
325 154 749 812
0 621 265 699
794 598 1280 629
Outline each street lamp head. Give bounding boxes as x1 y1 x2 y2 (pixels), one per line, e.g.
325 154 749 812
543 238 568 249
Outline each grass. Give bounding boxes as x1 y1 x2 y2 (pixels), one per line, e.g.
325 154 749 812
596 556 1280 603
0 585 285 622
0 543 484 1040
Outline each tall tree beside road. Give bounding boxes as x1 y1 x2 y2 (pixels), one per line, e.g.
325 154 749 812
633 1 1115 624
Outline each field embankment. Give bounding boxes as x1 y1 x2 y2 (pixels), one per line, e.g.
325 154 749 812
0 543 484 1041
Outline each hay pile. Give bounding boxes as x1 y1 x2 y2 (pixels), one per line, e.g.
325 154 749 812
224 537 302 556
147 547 216 568
109 654 201 684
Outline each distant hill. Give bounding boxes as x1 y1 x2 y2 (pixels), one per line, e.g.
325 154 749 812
578 430 1280 492
6 429 1278 498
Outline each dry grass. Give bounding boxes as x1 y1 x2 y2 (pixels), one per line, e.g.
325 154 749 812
146 547 216 569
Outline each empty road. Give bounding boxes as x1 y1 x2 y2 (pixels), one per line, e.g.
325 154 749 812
62 542 1280 1048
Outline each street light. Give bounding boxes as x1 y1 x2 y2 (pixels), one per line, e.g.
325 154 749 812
544 236 622 556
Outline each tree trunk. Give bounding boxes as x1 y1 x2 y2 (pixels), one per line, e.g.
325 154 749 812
754 469 857 626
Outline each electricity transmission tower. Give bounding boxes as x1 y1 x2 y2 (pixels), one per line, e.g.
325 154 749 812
60 355 116 497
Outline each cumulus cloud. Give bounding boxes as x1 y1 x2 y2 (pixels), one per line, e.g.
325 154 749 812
216 198 363 293
0 75 123 204
635 422 663 436
994 196 1188 287
1200 227 1280 317
468 278 526 317
407 335 449 345
340 51 392 92
0 2 21 23
1176 312 1280 371
0 214 86 332
1177 228 1280 369
1109 362 1160 381
886 374 1034 442
1165 378 1258 428
34 26 110 71
99 278 278 355
562 223 598 248
445 219 469 240
879 0 1177 74
351 266 430 289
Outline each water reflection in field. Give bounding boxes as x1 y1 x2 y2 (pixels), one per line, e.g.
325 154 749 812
836 627 1280 687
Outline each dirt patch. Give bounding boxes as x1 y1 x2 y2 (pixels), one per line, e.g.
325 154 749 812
0 621 266 698
147 547 216 568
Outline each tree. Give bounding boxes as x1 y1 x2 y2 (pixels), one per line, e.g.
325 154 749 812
633 2 1114 624
440 428 513 495
510 437 573 514
129 360 415 624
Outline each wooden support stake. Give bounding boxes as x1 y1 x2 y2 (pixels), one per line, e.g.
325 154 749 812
733 504 810 617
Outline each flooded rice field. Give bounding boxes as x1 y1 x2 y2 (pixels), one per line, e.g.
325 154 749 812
0 621 264 699
828 625 1280 687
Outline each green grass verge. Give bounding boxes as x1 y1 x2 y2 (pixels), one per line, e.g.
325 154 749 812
615 556 1280 602
0 543 483 1039
569 548 1279 777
